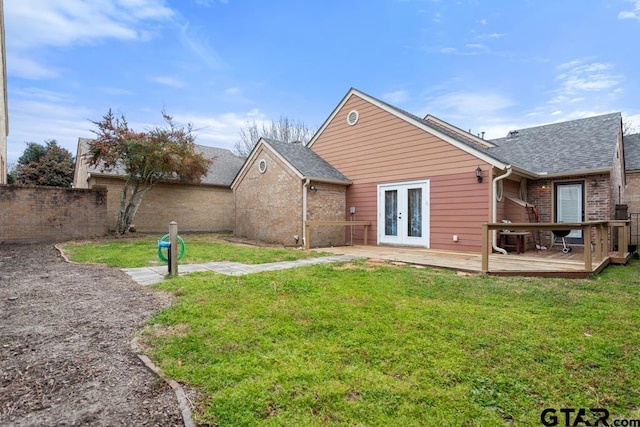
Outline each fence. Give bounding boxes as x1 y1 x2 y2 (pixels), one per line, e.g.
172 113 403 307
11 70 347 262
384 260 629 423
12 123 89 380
0 185 108 243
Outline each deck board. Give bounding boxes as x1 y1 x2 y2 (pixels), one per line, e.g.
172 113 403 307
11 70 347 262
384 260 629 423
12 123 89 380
314 245 627 277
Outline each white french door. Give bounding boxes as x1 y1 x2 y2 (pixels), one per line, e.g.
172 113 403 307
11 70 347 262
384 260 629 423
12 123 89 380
378 180 429 246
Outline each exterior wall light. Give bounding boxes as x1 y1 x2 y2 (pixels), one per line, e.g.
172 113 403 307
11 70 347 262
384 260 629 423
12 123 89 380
475 166 483 183
309 185 317 192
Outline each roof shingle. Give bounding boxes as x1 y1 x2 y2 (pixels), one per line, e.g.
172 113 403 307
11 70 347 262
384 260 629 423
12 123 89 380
624 133 640 171
487 113 621 175
263 138 350 183
78 137 245 187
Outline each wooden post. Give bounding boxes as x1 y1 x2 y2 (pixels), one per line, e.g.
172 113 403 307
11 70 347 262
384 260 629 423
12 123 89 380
583 224 592 272
481 223 489 273
619 222 628 256
169 221 178 276
595 223 603 262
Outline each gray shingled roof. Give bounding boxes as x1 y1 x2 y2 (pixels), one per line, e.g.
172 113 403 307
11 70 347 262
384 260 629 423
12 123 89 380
263 138 351 183
624 133 640 171
79 137 245 187
487 113 621 175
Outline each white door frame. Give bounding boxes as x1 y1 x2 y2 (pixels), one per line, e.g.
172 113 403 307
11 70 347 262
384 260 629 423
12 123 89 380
377 180 430 247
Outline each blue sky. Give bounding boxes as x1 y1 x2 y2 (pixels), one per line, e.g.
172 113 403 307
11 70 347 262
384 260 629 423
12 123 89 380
4 0 640 163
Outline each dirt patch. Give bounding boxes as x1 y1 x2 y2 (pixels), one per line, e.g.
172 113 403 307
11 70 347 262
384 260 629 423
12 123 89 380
331 262 375 272
0 243 185 426
218 235 296 248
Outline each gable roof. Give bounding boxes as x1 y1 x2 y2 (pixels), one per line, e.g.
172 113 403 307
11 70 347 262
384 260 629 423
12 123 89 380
624 133 640 171
308 88 622 179
307 88 512 171
77 137 245 187
264 138 350 183
231 137 351 189
488 113 622 176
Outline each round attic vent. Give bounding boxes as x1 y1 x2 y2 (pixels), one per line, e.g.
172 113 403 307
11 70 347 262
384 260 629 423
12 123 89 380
258 159 267 174
346 110 359 126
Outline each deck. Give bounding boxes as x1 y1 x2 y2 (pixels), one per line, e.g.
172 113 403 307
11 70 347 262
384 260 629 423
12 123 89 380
314 245 630 278
306 219 632 277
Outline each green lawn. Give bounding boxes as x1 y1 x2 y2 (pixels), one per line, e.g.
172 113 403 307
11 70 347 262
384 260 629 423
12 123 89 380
61 233 326 268
143 259 640 426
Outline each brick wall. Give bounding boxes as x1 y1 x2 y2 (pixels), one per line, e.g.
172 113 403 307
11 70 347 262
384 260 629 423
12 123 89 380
234 147 302 245
611 133 625 212
234 146 347 246
306 182 347 247
527 173 611 246
88 176 234 233
623 171 640 214
623 171 640 245
0 185 108 243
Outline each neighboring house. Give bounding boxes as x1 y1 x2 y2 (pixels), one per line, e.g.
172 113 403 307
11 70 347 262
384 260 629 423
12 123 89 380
231 138 351 246
290 88 625 253
0 0 8 184
623 133 640 245
73 138 245 233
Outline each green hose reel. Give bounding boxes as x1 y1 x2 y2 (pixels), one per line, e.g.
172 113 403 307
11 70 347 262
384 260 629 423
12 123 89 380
157 234 186 262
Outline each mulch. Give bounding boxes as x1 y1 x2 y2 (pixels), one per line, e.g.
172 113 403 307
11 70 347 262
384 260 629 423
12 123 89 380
0 243 187 426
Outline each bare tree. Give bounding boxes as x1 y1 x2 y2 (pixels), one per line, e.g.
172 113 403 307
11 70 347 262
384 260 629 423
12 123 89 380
623 119 639 136
234 115 316 156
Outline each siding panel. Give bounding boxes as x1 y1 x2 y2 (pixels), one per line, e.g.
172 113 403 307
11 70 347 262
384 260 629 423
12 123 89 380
313 94 491 252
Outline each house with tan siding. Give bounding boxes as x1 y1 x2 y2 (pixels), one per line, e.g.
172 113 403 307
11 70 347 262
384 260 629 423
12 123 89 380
293 88 626 253
73 138 245 233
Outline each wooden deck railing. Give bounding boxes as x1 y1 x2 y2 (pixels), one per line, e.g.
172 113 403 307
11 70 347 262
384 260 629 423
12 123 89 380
304 220 371 250
481 220 630 274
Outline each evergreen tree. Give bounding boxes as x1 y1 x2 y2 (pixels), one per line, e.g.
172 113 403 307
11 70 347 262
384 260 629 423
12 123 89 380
14 140 75 187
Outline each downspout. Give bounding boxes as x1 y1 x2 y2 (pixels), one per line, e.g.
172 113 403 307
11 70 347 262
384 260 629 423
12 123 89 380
492 166 513 255
302 178 310 246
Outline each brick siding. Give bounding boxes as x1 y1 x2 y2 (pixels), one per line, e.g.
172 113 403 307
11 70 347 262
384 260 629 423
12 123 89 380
0 185 107 243
234 146 347 246
306 182 347 247
234 148 302 245
623 171 640 245
527 173 611 246
89 177 234 233
623 171 640 214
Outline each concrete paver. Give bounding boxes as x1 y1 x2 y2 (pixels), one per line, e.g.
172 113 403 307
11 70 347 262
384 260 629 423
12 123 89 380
122 255 358 285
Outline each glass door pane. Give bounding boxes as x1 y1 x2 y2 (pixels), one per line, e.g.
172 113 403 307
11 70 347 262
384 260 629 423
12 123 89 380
385 190 398 236
407 188 422 237
556 183 583 239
